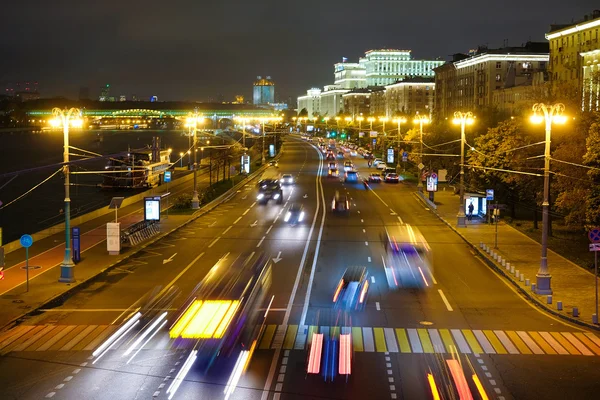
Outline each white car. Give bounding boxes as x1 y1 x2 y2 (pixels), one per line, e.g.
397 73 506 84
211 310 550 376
350 150 357 156
373 158 384 166
376 163 387 170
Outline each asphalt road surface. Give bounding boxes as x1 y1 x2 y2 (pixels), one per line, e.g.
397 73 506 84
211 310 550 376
1 136 600 400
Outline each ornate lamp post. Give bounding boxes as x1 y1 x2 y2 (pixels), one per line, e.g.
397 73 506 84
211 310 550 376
380 116 389 153
393 117 407 170
452 111 474 227
50 107 83 283
413 114 431 191
530 103 567 295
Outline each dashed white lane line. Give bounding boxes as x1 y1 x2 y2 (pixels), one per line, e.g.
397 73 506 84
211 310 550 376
233 216 242 224
243 209 250 215
257 236 266 248
376 302 381 311
365 241 369 246
431 274 438 285
222 226 232 235
368 257 371 262
397 216 403 223
438 289 453 311
63 376 73 382
208 237 221 248
363 229 366 233
45 393 55 398
54 384 64 390
72 369 81 374
251 201 256 207
371 276 376 283
357 210 361 214
266 225 273 234
361 219 364 223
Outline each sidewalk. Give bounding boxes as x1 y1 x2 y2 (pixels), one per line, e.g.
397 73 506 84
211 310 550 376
417 187 600 330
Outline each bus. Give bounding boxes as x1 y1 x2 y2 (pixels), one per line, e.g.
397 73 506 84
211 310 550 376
169 252 272 371
382 224 433 289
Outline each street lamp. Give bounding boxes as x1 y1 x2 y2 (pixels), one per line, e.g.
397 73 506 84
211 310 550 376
413 114 431 191
393 117 407 170
50 107 82 283
323 117 330 132
380 117 389 153
179 152 184 168
452 111 475 228
186 114 202 209
335 116 341 131
530 103 567 295
261 118 267 163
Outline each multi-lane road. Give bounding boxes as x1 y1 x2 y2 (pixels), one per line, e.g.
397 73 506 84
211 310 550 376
1 136 600 400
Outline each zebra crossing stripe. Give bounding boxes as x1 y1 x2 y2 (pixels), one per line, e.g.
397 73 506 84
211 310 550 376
2 326 46 354
83 326 118 351
473 330 496 354
483 330 507 354
461 330 483 354
351 327 363 352
283 325 298 350
395 329 411 353
270 325 286 350
12 325 55 352
539 332 568 355
407 329 423 353
439 329 457 353
428 329 445 353
506 331 532 354
330 326 340 340
528 332 557 355
362 328 375 352
493 330 519 355
517 331 544 354
28 326 63 351
417 329 434 354
549 332 580 355
568 333 596 356
0 326 35 351
373 328 387 353
259 325 276 350
73 325 108 352
294 325 307 350
450 329 471 354
307 326 318 346
384 328 398 353
37 326 77 352
61 326 98 352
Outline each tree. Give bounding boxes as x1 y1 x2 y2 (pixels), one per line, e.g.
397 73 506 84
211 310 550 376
584 122 600 228
298 108 308 117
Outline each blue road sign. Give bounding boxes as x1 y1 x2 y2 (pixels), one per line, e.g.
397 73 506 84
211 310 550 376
589 228 600 243
486 189 494 201
164 171 172 183
20 234 33 248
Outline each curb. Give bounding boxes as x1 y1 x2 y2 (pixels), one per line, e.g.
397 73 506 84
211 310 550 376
413 191 600 331
0 150 279 333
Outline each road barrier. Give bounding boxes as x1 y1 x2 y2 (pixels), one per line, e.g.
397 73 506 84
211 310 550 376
122 221 160 246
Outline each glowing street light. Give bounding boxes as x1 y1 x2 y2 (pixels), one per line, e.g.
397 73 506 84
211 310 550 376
380 116 389 152
452 111 474 227
50 107 83 283
187 113 203 209
413 114 431 191
179 152 184 168
530 103 567 295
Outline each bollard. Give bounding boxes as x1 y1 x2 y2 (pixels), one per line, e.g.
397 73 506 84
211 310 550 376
480 242 484 249
593 314 598 324
502 259 506 267
520 273 525 282
525 279 530 286
493 252 498 261
557 301 563 311
531 283 536 292
515 269 519 277
573 307 579 317
510 265 515 274
547 295 552 304
483 244 487 251
506 262 511 270
498 256 503 264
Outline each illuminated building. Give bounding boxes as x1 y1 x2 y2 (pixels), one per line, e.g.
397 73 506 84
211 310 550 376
433 42 549 119
384 78 435 117
253 76 275 105
99 84 110 101
297 88 321 117
334 62 366 89
546 10 600 110
361 49 443 86
343 89 371 118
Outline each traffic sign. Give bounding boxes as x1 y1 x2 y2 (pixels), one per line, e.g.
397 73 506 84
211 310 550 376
418 163 424 170
486 189 494 201
164 171 172 183
589 228 600 243
20 234 33 248
590 243 600 252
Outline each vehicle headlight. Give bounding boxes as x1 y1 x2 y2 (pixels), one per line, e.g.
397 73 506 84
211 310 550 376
257 193 264 199
299 212 304 221
284 212 291 222
273 193 280 199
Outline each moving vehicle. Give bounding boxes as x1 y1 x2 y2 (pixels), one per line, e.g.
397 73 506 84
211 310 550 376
328 168 339 178
345 170 359 182
326 151 336 161
269 160 278 167
333 266 369 310
373 158 383 166
284 203 305 225
332 191 350 213
281 174 294 185
337 151 345 158
328 161 337 170
382 224 433 289
385 173 400 183
368 173 382 183
257 179 283 204
350 150 358 156
344 161 354 172
169 252 272 372
376 162 387 170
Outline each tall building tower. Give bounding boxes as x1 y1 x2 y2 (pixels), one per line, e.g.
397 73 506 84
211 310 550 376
99 84 110 101
253 76 275 105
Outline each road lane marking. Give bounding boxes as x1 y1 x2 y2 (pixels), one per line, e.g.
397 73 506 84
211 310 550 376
431 274 438 285
251 201 256 207
397 216 403 223
266 225 273 234
362 328 375 352
395 329 411 353
363 229 366 233
407 329 423 353
373 328 387 352
484 330 507 354
368 257 371 262
371 276 375 283
528 331 556 354
494 330 520 354
376 301 381 310
233 216 242 224
208 237 221 248
384 328 399 353
365 241 369 246
417 329 434 353
222 226 232 235
462 330 483 354
438 289 453 311
256 236 266 248
357 210 361 214
361 219 364 223
243 209 250 215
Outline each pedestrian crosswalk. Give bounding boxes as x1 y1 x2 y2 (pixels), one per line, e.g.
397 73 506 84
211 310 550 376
2 323 600 357
256 324 600 357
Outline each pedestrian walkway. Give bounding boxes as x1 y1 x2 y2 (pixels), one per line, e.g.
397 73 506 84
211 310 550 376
420 188 600 328
3 322 599 357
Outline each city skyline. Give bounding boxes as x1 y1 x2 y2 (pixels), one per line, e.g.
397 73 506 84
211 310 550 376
0 1 596 102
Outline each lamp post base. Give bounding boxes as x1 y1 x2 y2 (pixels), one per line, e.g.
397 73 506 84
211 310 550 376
457 206 467 228
59 264 75 283
191 191 200 209
535 274 552 295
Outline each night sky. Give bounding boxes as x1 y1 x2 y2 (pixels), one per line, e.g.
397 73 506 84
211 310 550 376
1 1 597 103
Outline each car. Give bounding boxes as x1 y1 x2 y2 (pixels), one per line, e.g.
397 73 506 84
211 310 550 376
332 191 350 212
373 158 384 166
269 160 278 167
345 170 359 182
337 151 345 158
333 266 369 310
326 151 335 161
350 150 358 156
328 168 339 178
257 179 283 204
376 162 387 170
328 161 337 170
368 173 382 183
385 173 400 183
281 174 294 185
284 203 305 225
344 161 354 171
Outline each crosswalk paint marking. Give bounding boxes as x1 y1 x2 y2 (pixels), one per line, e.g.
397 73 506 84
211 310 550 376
483 330 507 354
330 326 340 340
517 331 544 355
528 332 557 355
307 326 318 346
0 326 30 348
28 326 63 351
270 325 287 350
259 325 276 350
363 328 375 352
72 326 107 352
83 326 117 351
320 326 330 339
493 331 519 355
283 325 298 350
384 328 399 353
439 329 457 353
450 329 471 354
395 329 411 353
13 325 56 352
407 329 423 353
373 328 387 352
2 326 46 354
506 331 532 355
0 326 35 351
341 327 351 335
473 330 496 354
549 332 580 355
294 325 307 350
461 330 483 354
568 333 596 356
539 332 568 355
61 325 98 352
417 329 434 353
51 326 87 352
584 332 600 348
352 327 364 352
428 329 445 353
37 326 77 352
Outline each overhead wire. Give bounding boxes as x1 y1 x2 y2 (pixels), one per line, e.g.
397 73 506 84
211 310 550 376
0 168 63 210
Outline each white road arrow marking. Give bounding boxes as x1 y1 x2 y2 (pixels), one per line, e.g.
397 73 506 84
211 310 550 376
303 194 308 198
242 195 247 200
250 220 258 227
272 251 283 263
163 253 177 264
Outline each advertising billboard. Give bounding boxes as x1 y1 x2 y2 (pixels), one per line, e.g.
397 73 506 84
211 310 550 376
241 154 250 174
387 148 394 164
144 196 161 221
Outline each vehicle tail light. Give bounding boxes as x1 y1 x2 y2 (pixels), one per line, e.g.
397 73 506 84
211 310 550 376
307 333 323 374
284 212 291 222
339 334 352 375
333 279 344 302
359 280 369 303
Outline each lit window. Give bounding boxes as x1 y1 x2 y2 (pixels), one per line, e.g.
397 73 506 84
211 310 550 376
496 62 501 69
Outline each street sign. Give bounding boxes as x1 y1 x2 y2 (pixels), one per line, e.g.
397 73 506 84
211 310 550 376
20 234 33 248
387 148 394 164
369 131 378 137
72 227 81 263
589 243 600 252
359 131 365 137
426 173 438 192
402 151 408 162
418 163 424 170
486 189 494 201
144 196 161 221
269 144 275 157
589 228 600 243
488 204 507 210
164 171 172 183
241 154 250 174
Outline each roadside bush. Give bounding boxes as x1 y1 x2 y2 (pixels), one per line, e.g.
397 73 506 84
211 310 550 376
172 193 192 209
